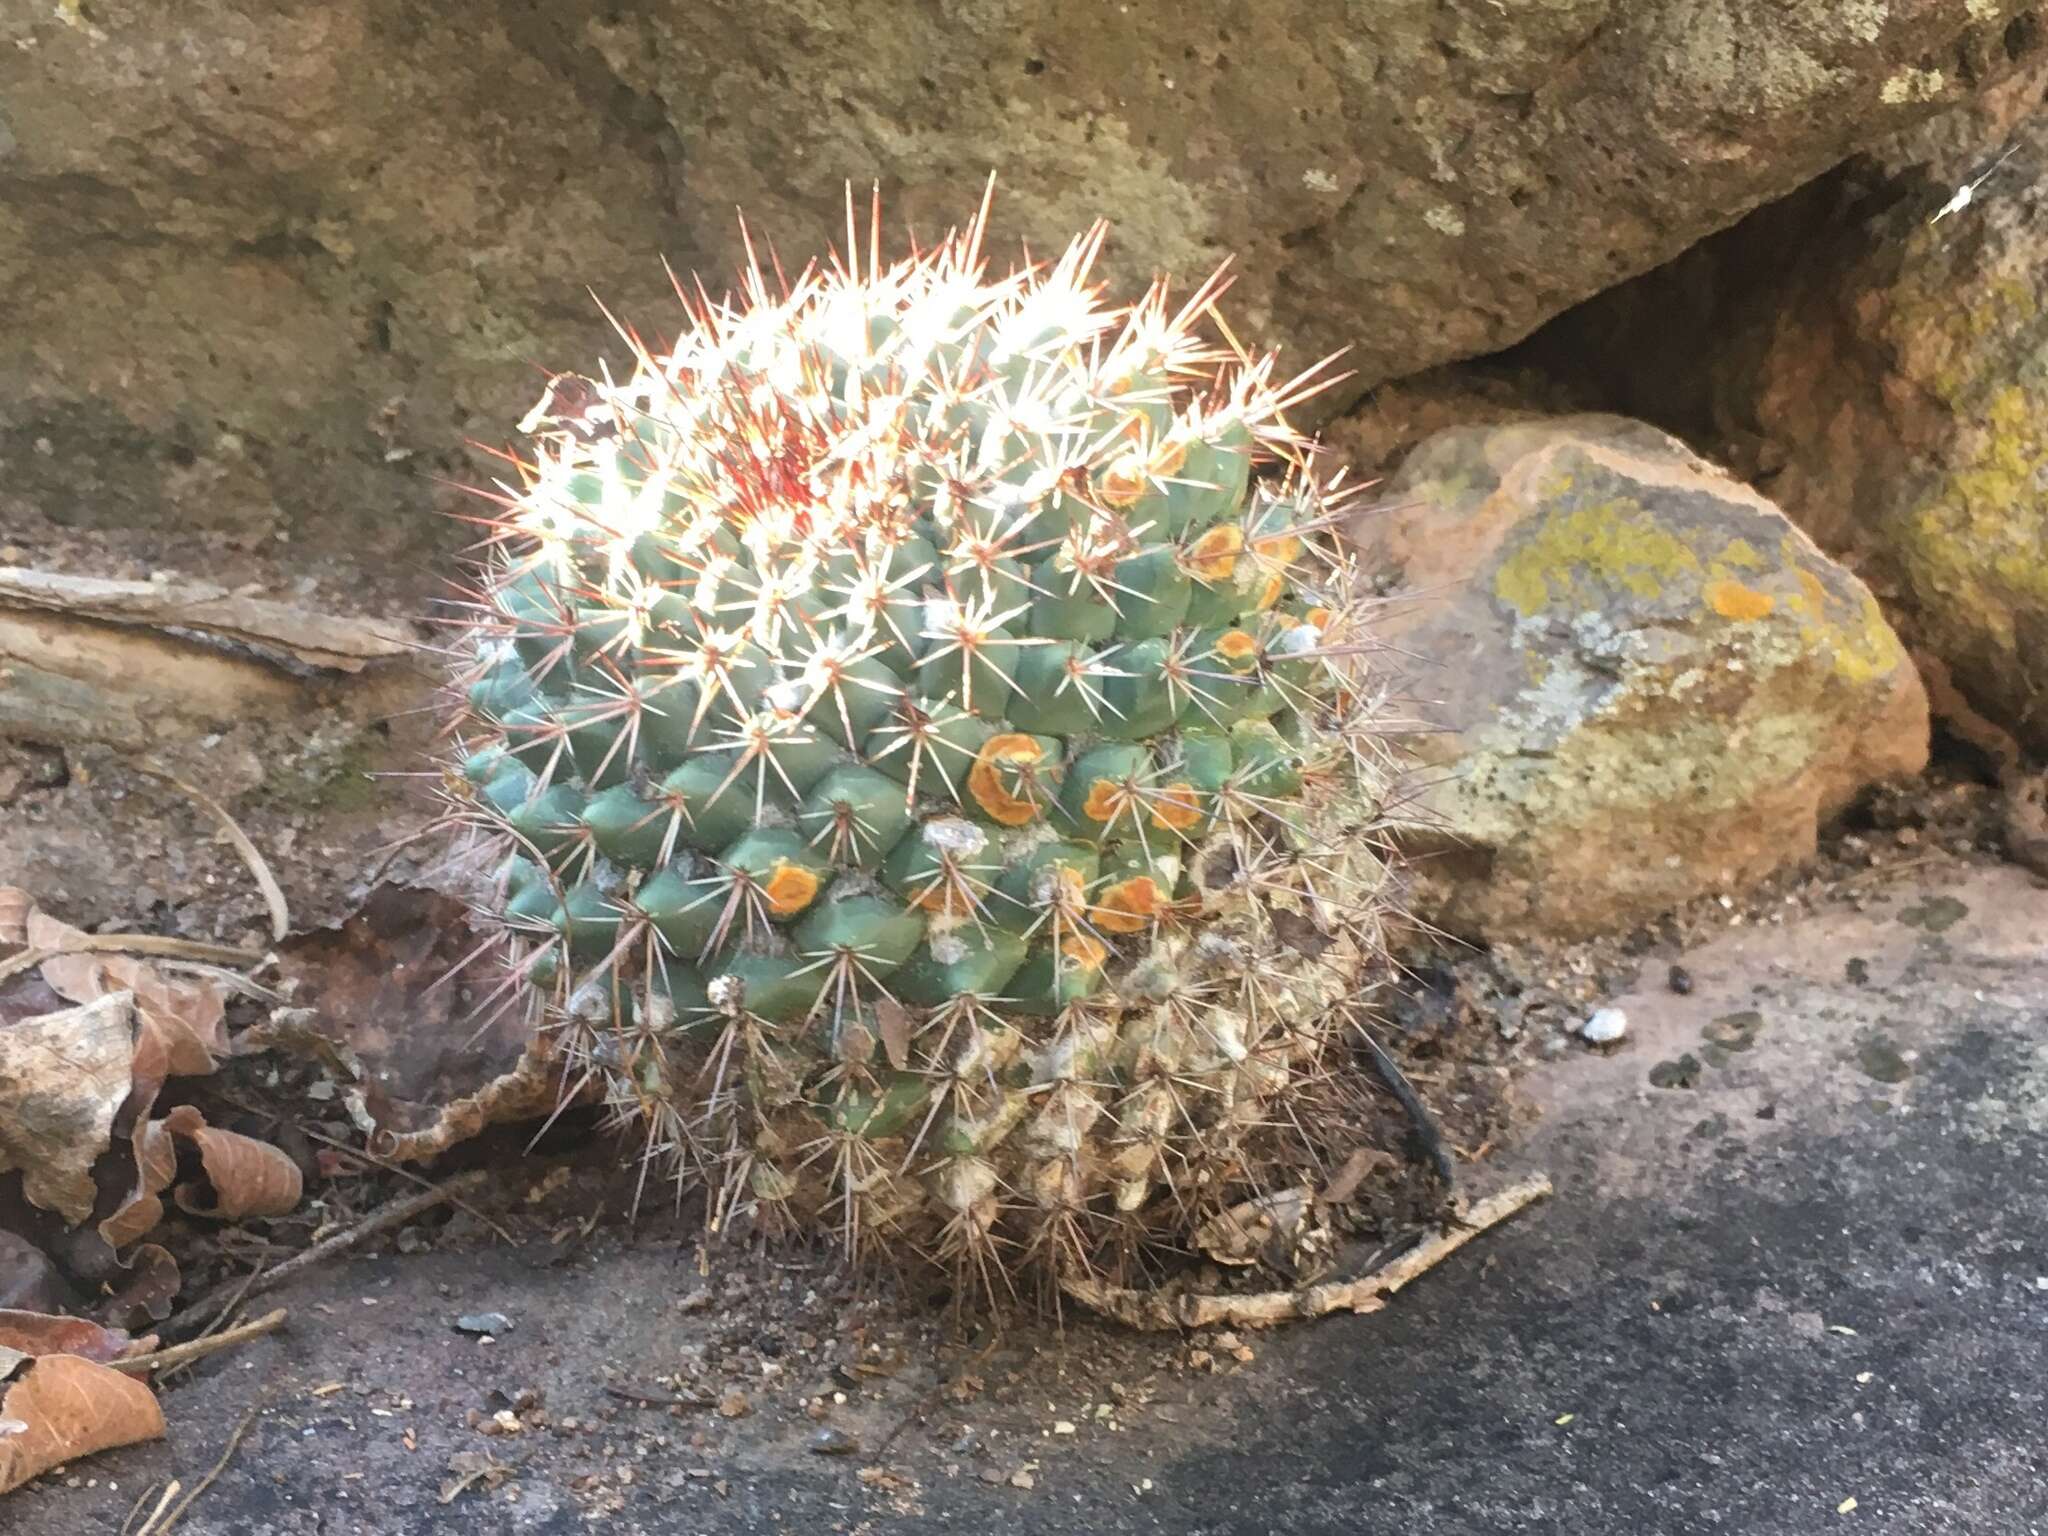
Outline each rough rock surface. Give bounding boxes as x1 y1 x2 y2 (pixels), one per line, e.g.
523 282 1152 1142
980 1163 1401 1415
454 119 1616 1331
1742 114 2048 755
1 0 2041 576
1353 416 1929 940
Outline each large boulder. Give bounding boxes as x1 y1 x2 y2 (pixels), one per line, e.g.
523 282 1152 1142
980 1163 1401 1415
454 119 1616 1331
1353 417 1929 941
1745 112 2048 755
0 1 2040 577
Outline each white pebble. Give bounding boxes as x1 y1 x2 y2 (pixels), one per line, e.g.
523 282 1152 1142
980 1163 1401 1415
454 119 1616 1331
1578 1007 1628 1045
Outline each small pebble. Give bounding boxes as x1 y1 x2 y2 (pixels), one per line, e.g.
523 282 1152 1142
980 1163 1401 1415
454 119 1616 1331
454 1313 513 1336
807 1427 860 1456
1667 964 1693 995
1578 1007 1628 1045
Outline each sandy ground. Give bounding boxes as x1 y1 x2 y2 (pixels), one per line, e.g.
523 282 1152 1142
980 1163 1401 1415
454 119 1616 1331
10 857 2045 1535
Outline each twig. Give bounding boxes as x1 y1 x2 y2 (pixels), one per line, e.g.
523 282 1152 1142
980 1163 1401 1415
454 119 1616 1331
602 1384 716 1410
1061 1174 1553 1331
161 1244 272 1381
111 1308 287 1375
164 1170 490 1335
120 1479 176 1536
0 932 265 983
134 1402 262 1536
138 769 291 942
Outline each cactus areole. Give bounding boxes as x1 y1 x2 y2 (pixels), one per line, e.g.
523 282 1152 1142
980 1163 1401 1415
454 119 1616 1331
436 185 1404 1308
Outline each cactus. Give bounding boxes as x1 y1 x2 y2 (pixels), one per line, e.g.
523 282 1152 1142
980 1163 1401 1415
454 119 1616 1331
434 187 1405 1308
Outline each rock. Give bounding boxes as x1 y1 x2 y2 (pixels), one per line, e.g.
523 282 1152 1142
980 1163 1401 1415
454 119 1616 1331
0 2 2037 569
1702 1010 1766 1050
454 1313 513 1336
1356 416 1929 940
1648 1055 1704 1090
1744 110 2048 754
1578 1008 1628 1046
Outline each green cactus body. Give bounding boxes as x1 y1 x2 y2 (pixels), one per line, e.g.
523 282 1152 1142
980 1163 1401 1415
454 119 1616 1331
433 193 1399 1307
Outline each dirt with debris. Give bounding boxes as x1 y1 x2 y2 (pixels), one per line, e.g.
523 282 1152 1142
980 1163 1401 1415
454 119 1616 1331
6 760 2045 1532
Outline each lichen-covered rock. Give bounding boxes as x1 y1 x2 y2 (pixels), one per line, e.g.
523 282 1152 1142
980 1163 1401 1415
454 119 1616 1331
1353 416 1929 941
0 0 2038 577
1747 113 2048 754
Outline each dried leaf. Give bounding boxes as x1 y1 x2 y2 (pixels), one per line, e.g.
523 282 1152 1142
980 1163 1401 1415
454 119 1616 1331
99 1118 178 1252
0 993 136 1225
100 1246 181 1332
27 909 226 1078
271 883 530 1134
0 1352 165 1494
1319 1146 1396 1207
875 996 912 1072
0 1310 145 1364
162 1106 303 1220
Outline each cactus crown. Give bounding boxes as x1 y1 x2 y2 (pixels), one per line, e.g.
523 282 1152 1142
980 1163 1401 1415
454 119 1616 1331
439 186 1400 1309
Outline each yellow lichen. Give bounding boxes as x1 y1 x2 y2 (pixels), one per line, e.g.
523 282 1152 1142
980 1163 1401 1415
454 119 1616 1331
1492 497 1702 617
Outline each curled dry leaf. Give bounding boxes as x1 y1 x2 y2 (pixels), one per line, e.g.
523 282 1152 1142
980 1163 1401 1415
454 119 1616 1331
100 1245 181 1332
0 993 136 1225
27 907 226 1079
98 1117 178 1252
161 1106 303 1221
0 1310 146 1364
0 1352 165 1495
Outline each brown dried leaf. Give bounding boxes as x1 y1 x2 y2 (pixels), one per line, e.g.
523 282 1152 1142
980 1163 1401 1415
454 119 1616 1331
162 1106 303 1221
98 1118 178 1252
100 1245 181 1332
875 996 912 1073
0 993 136 1226
271 883 529 1133
0 1310 144 1365
26 909 224 1079
1319 1146 1396 1207
0 1352 165 1495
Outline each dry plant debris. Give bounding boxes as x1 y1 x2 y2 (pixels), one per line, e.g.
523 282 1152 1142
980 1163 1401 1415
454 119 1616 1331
0 885 306 1498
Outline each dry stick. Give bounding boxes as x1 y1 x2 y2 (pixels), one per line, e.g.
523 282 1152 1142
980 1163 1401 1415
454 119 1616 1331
126 1481 182 1536
0 933 266 983
165 1171 489 1338
1061 1174 1554 1332
134 1401 263 1536
111 1309 287 1375
119 1479 176 1536
161 1244 273 1381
